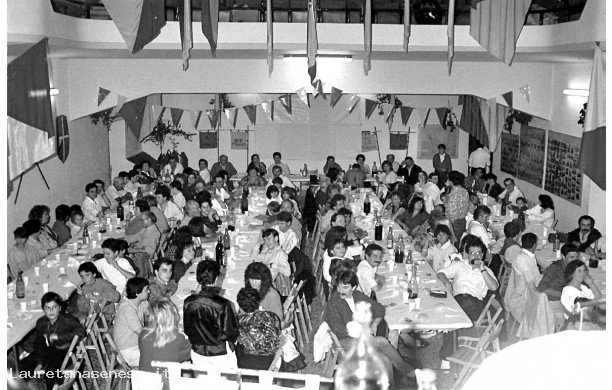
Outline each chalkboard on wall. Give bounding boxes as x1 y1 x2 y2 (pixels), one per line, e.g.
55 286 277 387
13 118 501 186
517 125 546 187
545 131 583 205
500 132 520 176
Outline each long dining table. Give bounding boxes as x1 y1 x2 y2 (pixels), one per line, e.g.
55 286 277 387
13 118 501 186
7 216 126 352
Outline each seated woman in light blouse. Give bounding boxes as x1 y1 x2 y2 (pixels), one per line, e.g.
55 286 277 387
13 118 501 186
382 191 406 222
524 194 555 228
377 161 398 198
560 260 603 319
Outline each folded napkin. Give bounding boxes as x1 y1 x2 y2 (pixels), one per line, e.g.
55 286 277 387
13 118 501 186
64 282 76 288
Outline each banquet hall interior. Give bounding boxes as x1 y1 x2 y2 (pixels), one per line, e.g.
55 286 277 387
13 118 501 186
5 0 607 389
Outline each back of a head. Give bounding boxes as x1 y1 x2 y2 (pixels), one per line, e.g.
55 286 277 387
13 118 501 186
55 204 71 221
448 171 465 186
503 221 521 239
237 287 261 313
277 211 293 223
197 260 220 286
521 233 538 250
135 199 150 212
125 277 149 299
22 219 41 235
145 194 158 207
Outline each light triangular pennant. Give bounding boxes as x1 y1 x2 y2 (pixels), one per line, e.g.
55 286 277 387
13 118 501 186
98 87 111 106
225 108 239 128
244 104 257 125
207 109 219 129
312 79 324 99
170 107 183 127
364 99 377 120
190 110 202 129
261 101 274 121
110 95 127 117
519 85 530 104
330 87 343 108
279 94 292 115
296 88 309 107
347 95 361 113
386 106 397 130
418 108 431 126
400 106 413 126
152 105 166 123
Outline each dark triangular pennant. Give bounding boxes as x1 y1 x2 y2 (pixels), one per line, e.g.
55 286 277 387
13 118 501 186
170 107 183 127
502 91 513 108
190 110 202 129
279 94 292 115
364 99 377 119
56 115 70 163
435 107 447 126
400 106 413 126
312 79 324 99
98 87 111 106
330 87 343 108
119 96 148 140
244 105 257 125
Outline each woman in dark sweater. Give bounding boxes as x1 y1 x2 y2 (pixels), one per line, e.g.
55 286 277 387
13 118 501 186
397 196 430 237
139 298 191 390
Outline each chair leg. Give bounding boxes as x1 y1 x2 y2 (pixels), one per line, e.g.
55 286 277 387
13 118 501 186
301 295 313 335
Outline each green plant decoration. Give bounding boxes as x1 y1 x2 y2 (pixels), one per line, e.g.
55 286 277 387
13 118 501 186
140 118 196 154
90 108 118 131
442 107 457 132
504 109 533 133
376 94 403 115
578 103 587 125
209 93 235 110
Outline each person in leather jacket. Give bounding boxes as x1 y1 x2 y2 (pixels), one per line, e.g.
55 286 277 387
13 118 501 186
183 259 239 367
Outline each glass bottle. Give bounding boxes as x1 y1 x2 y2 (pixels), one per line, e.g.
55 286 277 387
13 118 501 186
372 162 378 176
215 235 225 268
407 260 419 299
128 199 134 216
303 164 308 177
241 187 249 214
386 227 394 250
335 301 390 390
223 228 231 251
395 237 405 263
374 212 383 241
82 224 90 245
16 272 26 299
116 202 124 222
136 187 143 200
227 209 236 232
363 193 371 215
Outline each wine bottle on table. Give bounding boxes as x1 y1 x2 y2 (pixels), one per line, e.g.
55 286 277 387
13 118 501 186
395 237 405 263
16 272 25 299
223 228 231 251
215 236 225 269
82 225 90 245
407 259 419 299
374 212 383 241
227 209 235 232
386 227 394 250
116 202 124 222
363 193 371 215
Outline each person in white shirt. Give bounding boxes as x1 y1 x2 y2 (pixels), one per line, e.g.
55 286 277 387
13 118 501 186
106 177 132 211
269 152 291 176
377 161 398 198
560 260 602 319
467 143 491 175
357 244 385 297
498 178 524 206
385 154 400 172
273 211 300 253
212 174 231 202
163 155 184 177
155 186 184 226
94 238 136 294
266 166 296 190
170 180 187 209
198 158 211 185
466 205 493 249
427 224 458 272
82 183 103 222
93 179 112 210
123 170 141 196
525 194 555 228
251 229 292 295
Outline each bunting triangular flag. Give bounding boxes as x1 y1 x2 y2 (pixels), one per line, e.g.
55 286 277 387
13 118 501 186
244 105 257 125
519 85 530 104
435 107 447 125
201 0 219 57
279 94 292 115
190 110 202 129
119 96 148 140
296 88 309 107
330 87 343 108
207 109 219 129
170 107 183 127
261 101 274 121
225 108 239 128
312 79 324 98
400 106 413 126
110 95 128 117
347 95 361 113
502 91 513 108
98 87 111 106
364 99 377 120
152 105 166 123
386 106 397 130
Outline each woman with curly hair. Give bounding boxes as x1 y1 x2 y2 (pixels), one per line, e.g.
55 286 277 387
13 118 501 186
244 262 283 320
28 205 58 251
240 166 268 187
525 194 556 228
397 196 430 237
235 287 282 370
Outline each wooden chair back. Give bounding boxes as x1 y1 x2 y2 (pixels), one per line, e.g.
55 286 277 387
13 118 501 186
51 352 85 390
103 333 132 390
323 329 346 378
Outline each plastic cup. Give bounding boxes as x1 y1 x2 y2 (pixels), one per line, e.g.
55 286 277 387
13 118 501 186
97 233 102 240
34 267 40 276
42 283 49 293
20 302 27 312
8 291 14 299
108 225 114 232
23 276 29 286
107 217 112 225
91 240 97 248
403 291 409 304
392 275 398 285
55 254 60 261
415 298 422 309
59 267 66 275
408 302 416 312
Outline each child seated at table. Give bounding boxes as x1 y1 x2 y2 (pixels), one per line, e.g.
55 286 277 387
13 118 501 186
67 209 86 238
8 227 42 281
266 185 282 205
94 238 136 295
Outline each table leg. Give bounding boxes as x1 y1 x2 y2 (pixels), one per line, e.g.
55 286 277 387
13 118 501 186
12 344 20 373
388 329 400 349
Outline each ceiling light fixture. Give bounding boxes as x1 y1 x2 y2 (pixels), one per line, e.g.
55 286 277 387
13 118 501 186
563 89 589 97
283 54 353 64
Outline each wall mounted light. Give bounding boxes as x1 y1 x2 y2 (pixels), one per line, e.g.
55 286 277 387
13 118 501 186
563 89 589 97
283 54 353 64
50 88 60 96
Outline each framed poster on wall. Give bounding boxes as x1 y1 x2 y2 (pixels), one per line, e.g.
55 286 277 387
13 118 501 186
500 132 520 176
545 131 583 205
417 125 459 159
517 125 546 187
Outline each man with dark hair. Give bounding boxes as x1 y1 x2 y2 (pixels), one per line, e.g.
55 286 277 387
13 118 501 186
82 182 103 222
162 155 184 177
274 211 300 253
184 260 239 367
266 165 296 189
538 244 580 301
500 221 522 265
482 173 504 199
357 243 385 297
344 163 367 189
93 179 112 210
498 178 524 207
170 180 186 209
252 229 291 290
355 154 371 175
148 258 178 299
114 277 149 367
397 156 422 186
52 204 72 246
210 154 237 179
433 144 452 186
321 194 347 232
467 205 492 249
465 167 486 193
467 142 490 175
443 170 469 239
269 151 290 175
567 215 602 253
155 185 184 223
125 199 150 236
323 155 342 175
95 238 136 293
144 194 170 235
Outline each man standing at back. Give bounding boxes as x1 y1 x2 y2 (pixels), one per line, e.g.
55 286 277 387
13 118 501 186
467 142 491 175
432 144 452 188
269 152 291 175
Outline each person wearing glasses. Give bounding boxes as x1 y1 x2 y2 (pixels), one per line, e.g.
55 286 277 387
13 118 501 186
436 235 499 369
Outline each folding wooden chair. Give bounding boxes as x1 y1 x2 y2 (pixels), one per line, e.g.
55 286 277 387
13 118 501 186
81 299 108 373
448 319 505 389
103 333 132 390
268 347 284 372
323 330 346 378
58 335 88 390
52 352 85 390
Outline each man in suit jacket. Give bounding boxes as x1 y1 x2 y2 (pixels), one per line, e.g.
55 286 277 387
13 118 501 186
433 144 452 187
397 156 422 186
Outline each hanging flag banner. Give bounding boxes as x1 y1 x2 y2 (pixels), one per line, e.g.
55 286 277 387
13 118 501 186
502 91 513 108
261 101 274 121
447 0 456 75
56 115 70 163
519 85 530 104
307 0 318 82
312 79 324 98
400 106 413 126
190 110 202 129
201 0 220 57
170 107 183 127
347 95 361 113
244 104 257 125
386 106 396 130
362 131 378 152
330 87 343 108
364 0 372 75
419 108 431 127
110 95 128 117
207 109 219 129
296 88 310 107
390 132 408 150
178 0 193 70
435 107 447 126
364 99 377 120
119 96 148 139
199 131 218 149
279 94 292 115
225 108 239 128
151 105 166 123
231 130 249 150
98 87 111 106
266 0 273 76
403 0 411 53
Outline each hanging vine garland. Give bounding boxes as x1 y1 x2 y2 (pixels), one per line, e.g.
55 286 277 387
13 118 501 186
90 108 119 131
503 109 533 133
141 118 196 154
578 103 587 125
442 107 457 132
376 94 403 115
